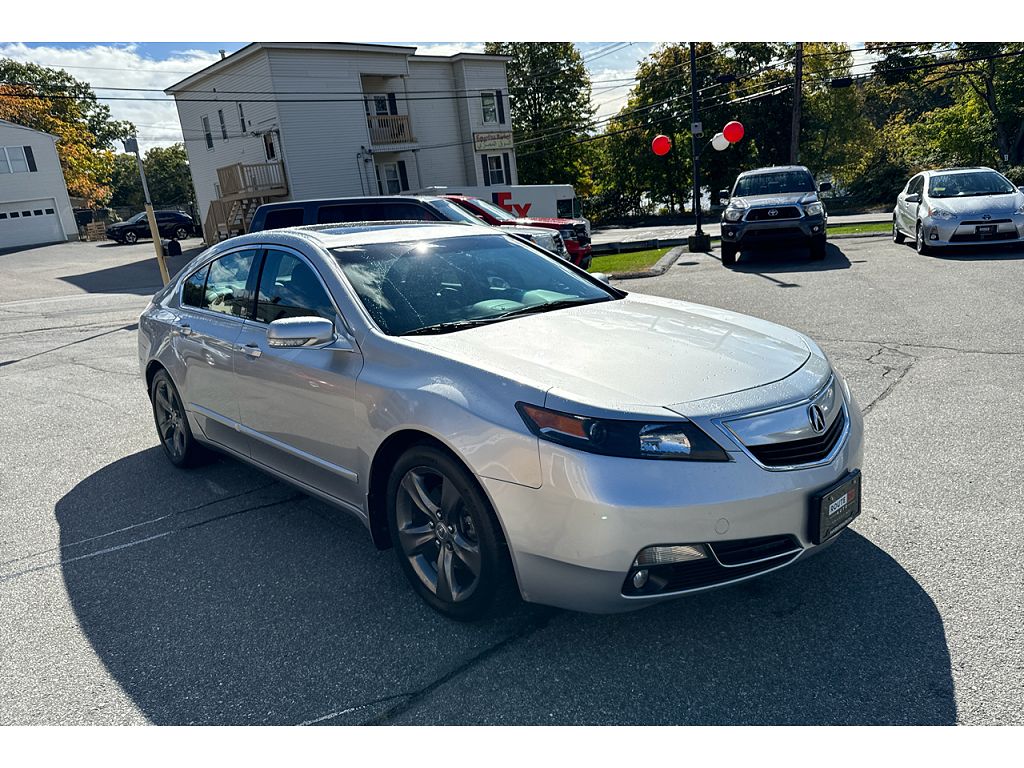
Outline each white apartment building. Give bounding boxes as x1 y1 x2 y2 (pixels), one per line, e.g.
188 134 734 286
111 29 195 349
0 120 78 250
165 42 518 241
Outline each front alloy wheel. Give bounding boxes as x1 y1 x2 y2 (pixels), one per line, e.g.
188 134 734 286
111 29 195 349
124 230 138 245
174 226 189 240
387 445 514 620
916 222 932 255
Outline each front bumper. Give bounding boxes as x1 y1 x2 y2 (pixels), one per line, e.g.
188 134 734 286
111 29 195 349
721 215 826 246
482 394 864 613
918 215 1024 247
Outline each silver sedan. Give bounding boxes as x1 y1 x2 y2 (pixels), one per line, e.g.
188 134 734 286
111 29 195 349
893 166 1024 254
138 223 864 619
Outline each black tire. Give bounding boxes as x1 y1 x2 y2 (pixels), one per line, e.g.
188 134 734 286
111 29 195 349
892 216 906 244
124 230 138 245
386 444 516 620
149 369 207 468
174 226 189 240
720 242 737 267
579 255 592 270
810 234 827 260
915 222 931 255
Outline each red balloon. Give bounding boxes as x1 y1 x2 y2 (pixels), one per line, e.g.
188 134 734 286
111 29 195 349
722 121 745 143
651 134 672 156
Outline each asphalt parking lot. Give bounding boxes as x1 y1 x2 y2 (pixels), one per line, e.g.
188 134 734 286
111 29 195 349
1 234 1021 725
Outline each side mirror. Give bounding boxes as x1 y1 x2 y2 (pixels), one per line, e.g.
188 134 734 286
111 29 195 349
718 189 730 202
1018 186 1024 194
267 316 338 349
590 272 611 285
905 193 921 204
818 182 833 193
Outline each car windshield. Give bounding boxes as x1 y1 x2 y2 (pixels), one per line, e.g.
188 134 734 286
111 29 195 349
928 171 1016 198
460 197 518 221
734 171 816 197
128 213 147 223
426 198 489 225
331 234 613 336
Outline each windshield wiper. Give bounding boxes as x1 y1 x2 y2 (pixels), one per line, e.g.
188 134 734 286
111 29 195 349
492 297 608 320
403 317 507 336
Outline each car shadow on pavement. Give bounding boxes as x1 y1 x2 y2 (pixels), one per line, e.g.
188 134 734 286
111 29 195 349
56 448 955 725
58 245 205 295
727 242 852 275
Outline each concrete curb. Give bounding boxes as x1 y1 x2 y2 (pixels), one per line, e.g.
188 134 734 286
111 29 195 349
594 229 890 255
606 246 687 281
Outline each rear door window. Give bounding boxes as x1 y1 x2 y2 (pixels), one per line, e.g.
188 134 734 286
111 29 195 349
262 207 305 230
204 250 258 318
317 205 362 224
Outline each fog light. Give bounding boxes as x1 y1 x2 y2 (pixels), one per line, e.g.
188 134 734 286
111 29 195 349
930 231 939 240
812 225 820 233
632 569 649 589
724 230 735 238
634 544 708 566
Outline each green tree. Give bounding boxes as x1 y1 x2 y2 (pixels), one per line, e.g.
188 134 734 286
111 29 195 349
109 143 194 210
483 42 596 193
108 152 143 208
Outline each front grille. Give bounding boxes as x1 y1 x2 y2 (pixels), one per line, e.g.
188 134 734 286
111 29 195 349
744 227 803 238
959 218 1012 225
747 408 846 467
746 206 801 221
709 535 801 566
950 231 1018 243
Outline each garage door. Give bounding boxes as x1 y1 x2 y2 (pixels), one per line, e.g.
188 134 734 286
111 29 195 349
0 199 65 249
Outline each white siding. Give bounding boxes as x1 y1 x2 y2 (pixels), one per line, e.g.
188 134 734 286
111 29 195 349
172 49 279 223
406 60 468 187
0 122 77 242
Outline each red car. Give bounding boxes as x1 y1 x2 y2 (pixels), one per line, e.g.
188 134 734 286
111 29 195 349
442 195 593 269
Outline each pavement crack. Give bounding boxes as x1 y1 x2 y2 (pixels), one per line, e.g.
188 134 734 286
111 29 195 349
822 337 1024 357
0 323 138 370
360 610 556 725
860 343 918 418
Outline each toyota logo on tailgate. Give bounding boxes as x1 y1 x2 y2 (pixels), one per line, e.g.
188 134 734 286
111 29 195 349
768 208 779 217
808 405 826 433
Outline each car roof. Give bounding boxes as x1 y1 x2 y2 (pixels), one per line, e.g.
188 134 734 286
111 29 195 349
254 195 446 209
736 165 813 178
204 222 502 255
922 166 996 175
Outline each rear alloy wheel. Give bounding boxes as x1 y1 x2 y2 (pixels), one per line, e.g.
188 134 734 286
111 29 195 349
123 230 138 245
720 242 737 267
149 370 206 467
387 445 515 620
916 222 932 255
892 216 906 244
174 226 189 240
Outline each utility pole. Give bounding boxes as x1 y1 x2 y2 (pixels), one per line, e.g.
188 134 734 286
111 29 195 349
687 41 710 253
124 137 169 286
790 42 803 165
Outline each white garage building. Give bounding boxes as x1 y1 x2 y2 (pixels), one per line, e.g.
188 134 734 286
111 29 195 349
0 120 78 250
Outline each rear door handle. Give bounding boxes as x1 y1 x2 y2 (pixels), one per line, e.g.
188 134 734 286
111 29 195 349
177 323 192 336
242 344 262 359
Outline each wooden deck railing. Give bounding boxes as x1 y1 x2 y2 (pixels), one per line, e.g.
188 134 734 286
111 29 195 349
216 161 287 197
367 114 415 146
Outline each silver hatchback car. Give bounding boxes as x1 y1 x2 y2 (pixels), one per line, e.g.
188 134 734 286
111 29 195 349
139 223 864 619
893 166 1024 253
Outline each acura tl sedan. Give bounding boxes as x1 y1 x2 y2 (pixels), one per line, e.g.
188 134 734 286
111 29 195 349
893 166 1024 254
138 222 864 619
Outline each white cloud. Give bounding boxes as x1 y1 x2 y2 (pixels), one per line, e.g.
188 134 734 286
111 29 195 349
0 42 221 152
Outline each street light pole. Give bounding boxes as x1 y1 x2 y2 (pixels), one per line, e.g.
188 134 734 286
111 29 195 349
124 137 169 286
688 42 710 253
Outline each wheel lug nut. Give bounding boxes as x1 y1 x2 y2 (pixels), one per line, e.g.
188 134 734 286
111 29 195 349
448 525 455 533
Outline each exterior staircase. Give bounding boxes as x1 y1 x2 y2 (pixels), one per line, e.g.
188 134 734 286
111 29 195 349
203 161 288 243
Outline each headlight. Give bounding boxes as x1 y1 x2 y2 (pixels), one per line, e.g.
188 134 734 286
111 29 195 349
516 403 729 461
1015 202 1024 215
928 206 956 220
723 207 744 222
804 202 824 217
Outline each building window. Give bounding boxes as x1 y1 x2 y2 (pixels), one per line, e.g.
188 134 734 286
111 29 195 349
218 109 228 140
366 94 392 116
377 162 402 194
0 146 35 174
481 92 498 124
486 154 505 185
202 116 213 150
263 132 277 161
238 103 246 133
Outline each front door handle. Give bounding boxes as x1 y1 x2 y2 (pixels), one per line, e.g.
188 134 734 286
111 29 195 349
177 323 192 337
242 344 262 359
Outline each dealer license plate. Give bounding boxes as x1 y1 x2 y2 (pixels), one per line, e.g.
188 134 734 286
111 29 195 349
976 224 997 235
810 470 862 544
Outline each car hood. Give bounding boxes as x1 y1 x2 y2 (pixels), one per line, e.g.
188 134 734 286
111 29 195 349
407 294 812 411
507 217 578 228
929 193 1024 216
735 192 817 207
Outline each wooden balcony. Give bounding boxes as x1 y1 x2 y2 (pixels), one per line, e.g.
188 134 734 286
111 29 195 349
367 114 415 146
216 161 287 201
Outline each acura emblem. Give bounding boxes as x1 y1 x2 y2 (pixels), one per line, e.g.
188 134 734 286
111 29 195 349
808 405 826 433
768 208 779 217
